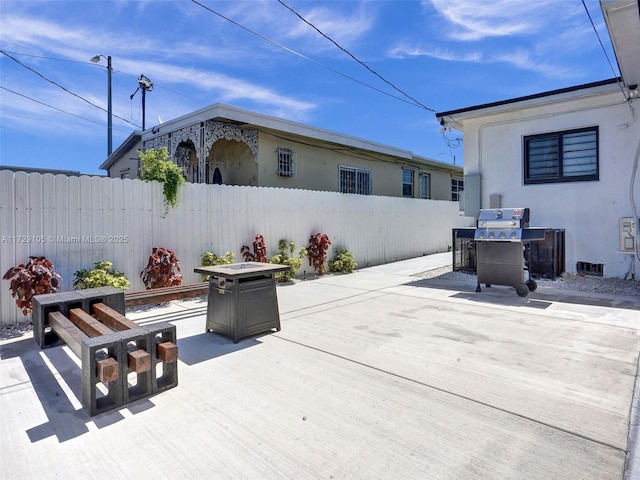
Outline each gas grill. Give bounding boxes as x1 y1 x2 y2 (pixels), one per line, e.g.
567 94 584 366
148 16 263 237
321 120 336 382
474 207 547 297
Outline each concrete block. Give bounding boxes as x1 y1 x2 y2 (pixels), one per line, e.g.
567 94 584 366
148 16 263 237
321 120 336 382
143 323 179 393
32 293 64 349
77 287 125 316
56 291 85 315
120 328 154 405
81 332 124 416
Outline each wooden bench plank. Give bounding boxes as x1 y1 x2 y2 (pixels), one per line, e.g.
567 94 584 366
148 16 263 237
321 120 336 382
48 311 85 359
48 311 119 383
69 308 114 337
125 282 208 307
92 303 139 331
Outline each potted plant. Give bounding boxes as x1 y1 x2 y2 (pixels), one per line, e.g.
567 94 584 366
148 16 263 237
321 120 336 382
140 247 183 289
270 239 307 282
73 260 131 290
200 251 235 281
3 256 62 316
241 234 268 263
328 247 357 274
307 232 331 275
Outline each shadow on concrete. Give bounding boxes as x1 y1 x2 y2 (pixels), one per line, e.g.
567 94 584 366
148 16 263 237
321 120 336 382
131 306 207 327
178 332 266 366
2 337 153 443
408 276 640 311
449 291 553 310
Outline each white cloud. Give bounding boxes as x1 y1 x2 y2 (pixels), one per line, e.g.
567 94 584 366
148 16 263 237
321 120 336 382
1 12 318 126
388 44 483 62
286 4 374 48
425 0 560 41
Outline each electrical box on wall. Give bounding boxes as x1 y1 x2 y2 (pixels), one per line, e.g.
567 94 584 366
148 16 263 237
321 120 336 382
463 174 481 218
619 217 638 252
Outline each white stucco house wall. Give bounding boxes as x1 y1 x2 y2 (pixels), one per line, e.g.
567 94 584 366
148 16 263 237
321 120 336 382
436 0 640 279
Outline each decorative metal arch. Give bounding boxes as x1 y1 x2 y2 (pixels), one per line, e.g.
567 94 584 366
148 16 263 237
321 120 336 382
169 123 203 162
143 133 169 152
204 120 258 163
174 145 191 178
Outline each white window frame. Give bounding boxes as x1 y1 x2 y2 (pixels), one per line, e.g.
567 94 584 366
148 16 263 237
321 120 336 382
402 168 414 197
277 148 296 177
339 165 372 195
451 176 464 202
419 173 430 199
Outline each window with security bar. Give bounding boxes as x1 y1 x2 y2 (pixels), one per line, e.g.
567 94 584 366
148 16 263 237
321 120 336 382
339 166 372 195
277 148 296 177
524 127 598 184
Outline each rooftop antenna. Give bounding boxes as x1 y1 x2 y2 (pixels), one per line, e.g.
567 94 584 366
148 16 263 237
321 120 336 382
130 74 153 130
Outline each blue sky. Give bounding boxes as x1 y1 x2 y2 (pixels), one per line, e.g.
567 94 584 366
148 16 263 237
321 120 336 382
0 0 619 175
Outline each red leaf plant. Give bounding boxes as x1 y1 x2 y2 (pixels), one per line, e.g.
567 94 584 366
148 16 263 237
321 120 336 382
140 247 183 289
3 256 62 316
241 234 268 263
307 233 331 275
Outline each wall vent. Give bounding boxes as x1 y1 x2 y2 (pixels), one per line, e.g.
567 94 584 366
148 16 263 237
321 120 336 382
576 261 604 277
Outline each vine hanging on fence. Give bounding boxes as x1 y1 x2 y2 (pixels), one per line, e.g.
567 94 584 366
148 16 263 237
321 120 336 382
138 147 186 214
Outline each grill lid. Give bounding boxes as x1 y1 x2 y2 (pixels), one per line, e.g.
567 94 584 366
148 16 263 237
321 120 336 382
475 208 530 242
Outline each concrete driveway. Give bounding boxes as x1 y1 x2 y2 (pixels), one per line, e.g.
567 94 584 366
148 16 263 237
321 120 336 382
2 253 639 479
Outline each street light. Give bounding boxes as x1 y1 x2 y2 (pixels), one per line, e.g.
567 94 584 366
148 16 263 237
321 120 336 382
90 54 113 156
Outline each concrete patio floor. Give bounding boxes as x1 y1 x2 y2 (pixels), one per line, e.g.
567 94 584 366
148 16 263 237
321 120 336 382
2 253 640 479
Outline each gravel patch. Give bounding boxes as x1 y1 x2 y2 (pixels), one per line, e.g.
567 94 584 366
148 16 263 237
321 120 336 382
414 266 640 297
1 322 33 340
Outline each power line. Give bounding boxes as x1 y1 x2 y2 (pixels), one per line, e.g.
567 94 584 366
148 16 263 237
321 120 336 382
1 85 131 133
0 49 93 65
1 50 140 127
580 0 626 98
189 0 429 110
276 0 436 113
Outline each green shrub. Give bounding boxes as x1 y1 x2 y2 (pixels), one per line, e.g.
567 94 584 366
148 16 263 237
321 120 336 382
138 147 186 213
328 248 357 274
200 251 235 281
74 261 130 290
270 239 307 282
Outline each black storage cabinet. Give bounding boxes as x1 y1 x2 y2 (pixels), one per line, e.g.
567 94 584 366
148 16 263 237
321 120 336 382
452 228 565 280
194 262 290 343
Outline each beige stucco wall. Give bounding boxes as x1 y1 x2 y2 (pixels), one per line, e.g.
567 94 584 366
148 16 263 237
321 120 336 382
104 137 141 179
206 139 257 186
106 125 461 201
254 131 459 200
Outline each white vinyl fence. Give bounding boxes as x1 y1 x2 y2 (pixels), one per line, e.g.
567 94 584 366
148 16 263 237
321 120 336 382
0 171 473 325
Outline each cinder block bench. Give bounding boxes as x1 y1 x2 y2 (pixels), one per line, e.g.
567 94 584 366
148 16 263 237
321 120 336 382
32 287 178 416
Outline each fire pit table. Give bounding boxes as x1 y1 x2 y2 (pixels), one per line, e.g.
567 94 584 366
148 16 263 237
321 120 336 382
194 262 290 343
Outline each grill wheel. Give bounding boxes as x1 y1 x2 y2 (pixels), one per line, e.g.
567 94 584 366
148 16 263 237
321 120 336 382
516 283 530 297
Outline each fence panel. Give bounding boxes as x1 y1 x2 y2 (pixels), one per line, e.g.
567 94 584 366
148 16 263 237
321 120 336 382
0 172 473 325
